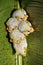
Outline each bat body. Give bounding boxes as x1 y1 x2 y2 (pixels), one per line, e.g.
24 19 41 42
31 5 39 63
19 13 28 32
19 21 34 36
9 29 25 44
13 38 27 56
6 18 20 32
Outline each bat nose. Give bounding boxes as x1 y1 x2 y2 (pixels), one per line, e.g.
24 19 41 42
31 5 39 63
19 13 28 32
23 15 28 20
15 16 22 21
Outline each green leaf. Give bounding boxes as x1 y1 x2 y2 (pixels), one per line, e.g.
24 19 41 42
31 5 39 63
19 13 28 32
18 55 22 65
0 0 43 65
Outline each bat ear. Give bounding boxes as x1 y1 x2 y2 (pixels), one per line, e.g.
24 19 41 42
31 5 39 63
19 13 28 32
30 28 34 33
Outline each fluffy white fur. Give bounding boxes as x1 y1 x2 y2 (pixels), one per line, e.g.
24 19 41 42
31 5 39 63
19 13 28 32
13 38 27 56
9 29 25 43
6 9 34 57
19 20 34 36
6 18 20 30
12 9 27 18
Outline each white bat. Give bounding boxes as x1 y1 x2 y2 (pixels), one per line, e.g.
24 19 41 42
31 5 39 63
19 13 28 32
13 38 27 57
6 18 20 32
19 20 34 36
9 29 25 44
12 9 28 21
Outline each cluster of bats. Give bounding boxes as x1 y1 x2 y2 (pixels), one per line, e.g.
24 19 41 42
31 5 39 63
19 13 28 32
6 9 34 57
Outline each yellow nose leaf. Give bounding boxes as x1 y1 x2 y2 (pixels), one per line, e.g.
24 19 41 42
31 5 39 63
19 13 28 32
13 40 17 44
14 26 18 30
8 29 12 32
16 16 22 21
23 15 28 20
24 33 28 36
23 30 28 36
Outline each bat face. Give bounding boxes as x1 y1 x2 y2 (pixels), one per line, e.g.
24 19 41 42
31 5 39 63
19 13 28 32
13 38 27 57
19 21 34 36
6 18 20 32
9 29 25 44
12 9 28 21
